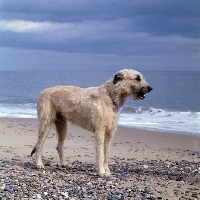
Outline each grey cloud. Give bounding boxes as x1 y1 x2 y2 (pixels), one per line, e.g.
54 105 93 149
1 0 199 38
0 0 199 71
0 19 198 56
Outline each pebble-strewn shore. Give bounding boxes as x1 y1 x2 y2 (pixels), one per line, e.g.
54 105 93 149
0 157 200 200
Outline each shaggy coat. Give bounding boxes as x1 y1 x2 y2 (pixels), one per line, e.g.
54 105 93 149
31 69 152 176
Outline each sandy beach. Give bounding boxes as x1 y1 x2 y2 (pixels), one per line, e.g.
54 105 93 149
0 117 200 199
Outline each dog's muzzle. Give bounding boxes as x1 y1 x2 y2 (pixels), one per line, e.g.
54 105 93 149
140 86 152 99
132 85 153 100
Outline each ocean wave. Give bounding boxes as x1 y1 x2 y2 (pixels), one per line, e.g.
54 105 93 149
120 106 200 135
0 104 199 136
0 103 37 118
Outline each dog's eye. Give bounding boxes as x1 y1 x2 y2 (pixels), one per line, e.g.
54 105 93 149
135 75 141 82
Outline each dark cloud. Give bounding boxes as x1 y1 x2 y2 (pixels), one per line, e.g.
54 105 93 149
1 0 199 38
0 0 199 71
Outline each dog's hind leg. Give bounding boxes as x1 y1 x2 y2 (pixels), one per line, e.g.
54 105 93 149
31 93 54 169
34 117 52 169
55 115 68 168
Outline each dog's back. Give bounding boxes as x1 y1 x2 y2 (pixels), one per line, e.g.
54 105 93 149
37 85 117 132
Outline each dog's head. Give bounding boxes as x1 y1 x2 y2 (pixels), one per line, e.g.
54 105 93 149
113 69 152 100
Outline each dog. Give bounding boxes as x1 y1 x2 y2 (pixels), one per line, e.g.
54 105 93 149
31 69 152 176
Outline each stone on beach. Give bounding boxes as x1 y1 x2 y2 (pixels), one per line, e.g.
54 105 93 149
0 158 200 199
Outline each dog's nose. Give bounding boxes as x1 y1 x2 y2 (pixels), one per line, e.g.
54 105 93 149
148 86 153 92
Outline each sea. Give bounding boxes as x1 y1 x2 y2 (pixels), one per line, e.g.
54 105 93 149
0 70 200 136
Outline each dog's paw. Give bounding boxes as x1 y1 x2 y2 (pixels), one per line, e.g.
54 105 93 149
98 171 111 177
36 164 45 169
105 168 110 174
61 163 71 169
103 171 111 177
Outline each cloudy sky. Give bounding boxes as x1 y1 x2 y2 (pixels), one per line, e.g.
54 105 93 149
0 0 199 71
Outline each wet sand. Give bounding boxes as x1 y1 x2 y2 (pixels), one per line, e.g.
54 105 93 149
0 118 199 163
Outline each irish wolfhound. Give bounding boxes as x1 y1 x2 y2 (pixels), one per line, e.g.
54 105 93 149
31 69 152 176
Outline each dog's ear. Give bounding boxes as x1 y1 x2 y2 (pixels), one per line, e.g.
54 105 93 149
113 72 124 84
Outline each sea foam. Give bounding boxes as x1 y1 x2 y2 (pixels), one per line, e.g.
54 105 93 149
0 104 199 136
119 106 200 136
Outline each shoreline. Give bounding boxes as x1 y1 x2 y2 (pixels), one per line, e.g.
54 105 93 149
1 116 200 137
119 125 200 139
0 117 200 162
1 107 200 137
0 117 200 199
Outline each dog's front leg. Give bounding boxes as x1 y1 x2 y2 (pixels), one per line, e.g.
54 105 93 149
95 131 106 176
103 131 114 175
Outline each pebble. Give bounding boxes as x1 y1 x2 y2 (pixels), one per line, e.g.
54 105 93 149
0 158 199 199
6 149 13 153
36 194 42 199
143 164 148 169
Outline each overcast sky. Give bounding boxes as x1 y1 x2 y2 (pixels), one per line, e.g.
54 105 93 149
0 0 199 71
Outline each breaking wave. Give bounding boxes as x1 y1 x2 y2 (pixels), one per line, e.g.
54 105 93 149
0 103 37 118
119 106 200 136
0 104 199 136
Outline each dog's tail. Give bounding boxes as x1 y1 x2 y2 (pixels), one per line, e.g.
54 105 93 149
31 145 36 157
